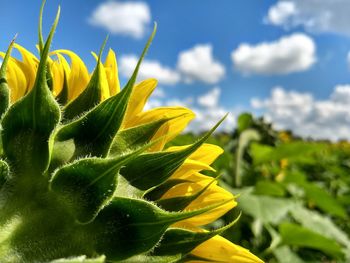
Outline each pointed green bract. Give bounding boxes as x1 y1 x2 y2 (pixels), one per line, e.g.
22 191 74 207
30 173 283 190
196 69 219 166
155 177 217 212
120 115 227 190
143 179 191 201
153 215 240 256
1 8 61 174
57 26 157 158
50 145 150 222
89 196 232 260
63 38 108 120
109 118 169 157
0 38 16 117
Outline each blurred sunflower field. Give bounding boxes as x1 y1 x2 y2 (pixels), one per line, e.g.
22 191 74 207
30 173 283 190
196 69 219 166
169 113 350 263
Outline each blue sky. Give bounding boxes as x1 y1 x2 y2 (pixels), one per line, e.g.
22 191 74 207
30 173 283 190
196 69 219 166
2 0 350 140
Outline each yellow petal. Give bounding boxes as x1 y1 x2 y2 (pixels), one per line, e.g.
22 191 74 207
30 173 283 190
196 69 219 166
53 50 90 101
98 60 110 101
189 235 264 263
173 176 236 226
5 58 28 102
13 44 39 93
104 49 120 96
126 107 195 151
122 78 158 128
167 143 224 165
170 159 215 180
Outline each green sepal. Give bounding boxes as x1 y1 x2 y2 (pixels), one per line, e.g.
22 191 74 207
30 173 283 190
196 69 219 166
152 215 240 256
1 9 61 174
0 37 16 117
143 179 191 201
56 71 69 105
63 38 108 121
155 177 217 212
120 115 226 190
56 25 157 158
0 160 10 189
109 118 169 157
89 196 232 260
56 81 135 158
64 24 156 121
50 145 148 223
51 255 106 263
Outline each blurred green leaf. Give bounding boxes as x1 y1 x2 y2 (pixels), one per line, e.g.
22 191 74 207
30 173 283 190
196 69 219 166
279 223 344 259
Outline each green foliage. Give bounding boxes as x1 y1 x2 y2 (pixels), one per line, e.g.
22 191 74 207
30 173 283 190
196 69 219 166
173 113 350 262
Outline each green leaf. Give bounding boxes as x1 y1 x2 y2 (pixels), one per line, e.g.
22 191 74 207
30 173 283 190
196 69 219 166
273 246 304 263
120 115 226 190
279 223 344 259
0 37 16 117
238 191 294 224
250 141 326 165
235 129 260 187
237 113 253 132
89 196 232 260
50 146 147 222
302 182 347 219
290 205 350 249
1 8 61 174
108 118 169 157
254 181 285 197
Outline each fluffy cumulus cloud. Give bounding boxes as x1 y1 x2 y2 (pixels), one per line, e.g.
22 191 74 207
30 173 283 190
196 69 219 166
231 33 316 75
197 87 221 108
251 85 350 141
89 1 151 38
119 55 180 85
177 44 225 84
265 0 350 36
145 87 236 133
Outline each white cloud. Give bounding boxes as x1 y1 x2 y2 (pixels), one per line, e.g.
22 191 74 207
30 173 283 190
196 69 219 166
266 1 297 26
89 1 151 38
145 86 235 133
265 0 350 36
231 33 316 75
177 44 225 84
197 87 221 108
119 55 180 85
251 85 350 141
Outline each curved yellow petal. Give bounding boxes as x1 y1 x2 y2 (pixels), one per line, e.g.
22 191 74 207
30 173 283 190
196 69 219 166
122 78 158 128
5 58 28 102
53 50 90 101
173 176 236 226
98 60 110 101
189 235 264 263
13 44 39 93
167 143 224 165
104 49 120 96
126 107 195 151
170 159 215 180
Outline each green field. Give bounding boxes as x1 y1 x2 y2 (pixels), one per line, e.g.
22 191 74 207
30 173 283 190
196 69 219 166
169 113 350 262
